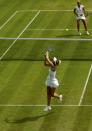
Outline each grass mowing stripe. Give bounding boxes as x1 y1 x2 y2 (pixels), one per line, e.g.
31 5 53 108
0 11 18 30
0 11 40 60
79 64 92 106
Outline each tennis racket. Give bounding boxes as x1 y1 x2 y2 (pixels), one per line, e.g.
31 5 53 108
47 47 53 52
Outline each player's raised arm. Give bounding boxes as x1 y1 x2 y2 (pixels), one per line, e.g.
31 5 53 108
44 51 54 67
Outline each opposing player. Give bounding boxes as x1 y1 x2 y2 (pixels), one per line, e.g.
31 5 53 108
44 50 62 111
74 0 89 35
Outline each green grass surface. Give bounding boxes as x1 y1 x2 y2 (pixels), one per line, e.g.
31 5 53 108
1 40 92 61
0 0 92 131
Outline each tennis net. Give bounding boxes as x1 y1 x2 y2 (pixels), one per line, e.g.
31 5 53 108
0 38 92 61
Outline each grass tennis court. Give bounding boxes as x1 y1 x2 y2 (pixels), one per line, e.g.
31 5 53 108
0 0 92 131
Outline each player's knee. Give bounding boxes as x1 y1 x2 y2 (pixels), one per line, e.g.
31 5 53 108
50 92 54 97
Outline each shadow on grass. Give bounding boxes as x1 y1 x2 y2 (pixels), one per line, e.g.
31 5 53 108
56 33 91 38
56 34 80 37
5 111 54 124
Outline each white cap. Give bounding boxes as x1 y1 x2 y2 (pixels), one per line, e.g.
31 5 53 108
53 57 61 65
53 57 57 63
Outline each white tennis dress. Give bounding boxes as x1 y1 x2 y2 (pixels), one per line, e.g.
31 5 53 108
75 5 86 20
45 69 59 88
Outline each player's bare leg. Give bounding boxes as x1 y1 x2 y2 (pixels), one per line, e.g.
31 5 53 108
82 19 89 35
77 20 81 35
50 88 63 101
47 87 51 106
44 87 52 111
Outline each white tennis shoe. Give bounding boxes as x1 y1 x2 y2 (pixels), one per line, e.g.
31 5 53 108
59 94 63 101
44 106 52 111
86 31 90 35
79 32 82 36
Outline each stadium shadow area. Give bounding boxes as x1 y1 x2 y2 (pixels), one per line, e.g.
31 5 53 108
1 58 92 61
72 107 92 131
56 34 80 37
5 112 54 124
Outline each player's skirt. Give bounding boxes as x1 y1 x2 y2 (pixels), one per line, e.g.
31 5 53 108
76 14 86 20
45 78 59 88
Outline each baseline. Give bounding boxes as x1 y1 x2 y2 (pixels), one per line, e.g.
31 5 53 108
18 9 92 12
26 28 92 31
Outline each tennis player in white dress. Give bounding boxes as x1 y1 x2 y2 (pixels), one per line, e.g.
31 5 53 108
74 0 89 35
44 51 62 111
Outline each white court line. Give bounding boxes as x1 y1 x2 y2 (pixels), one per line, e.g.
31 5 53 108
18 9 92 12
18 9 73 12
0 37 92 41
0 11 40 60
26 28 92 31
0 104 92 107
79 64 92 106
0 11 18 30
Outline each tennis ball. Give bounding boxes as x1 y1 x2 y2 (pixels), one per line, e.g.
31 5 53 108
66 28 69 31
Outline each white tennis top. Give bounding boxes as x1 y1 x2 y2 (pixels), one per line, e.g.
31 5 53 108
47 69 56 80
75 5 84 16
45 69 59 88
